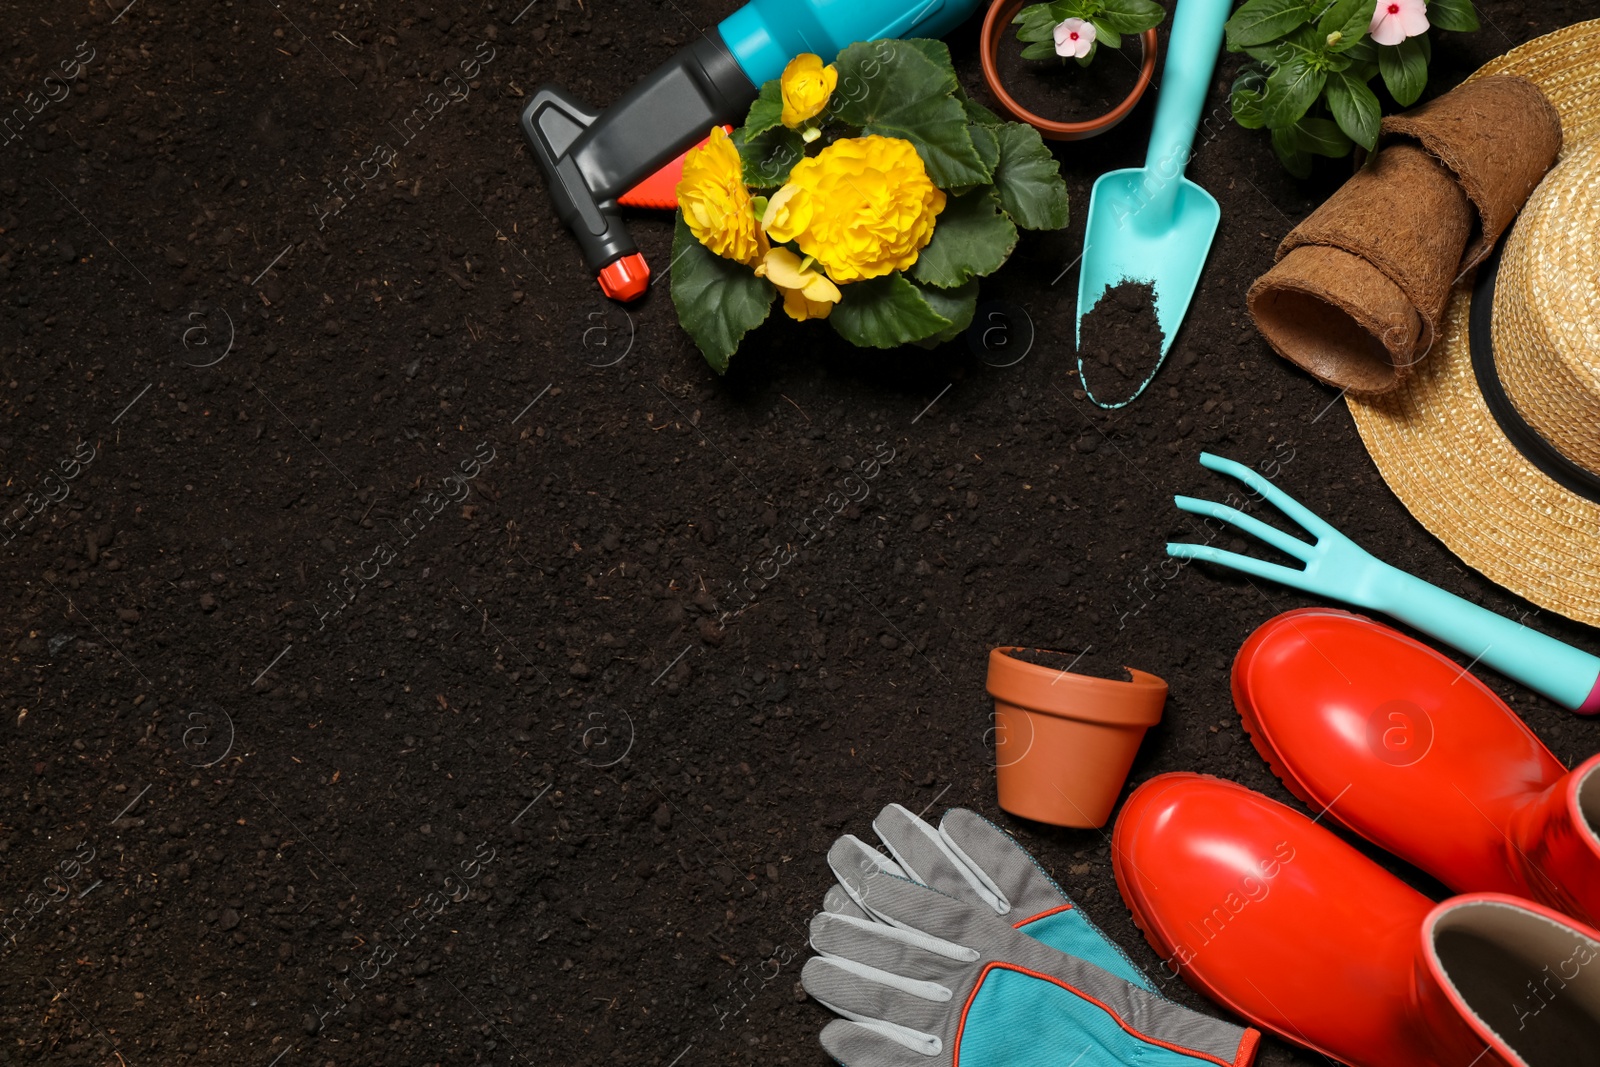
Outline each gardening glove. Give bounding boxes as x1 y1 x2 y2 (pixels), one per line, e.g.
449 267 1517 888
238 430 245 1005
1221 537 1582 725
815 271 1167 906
806 835 1262 1067
824 804 1155 992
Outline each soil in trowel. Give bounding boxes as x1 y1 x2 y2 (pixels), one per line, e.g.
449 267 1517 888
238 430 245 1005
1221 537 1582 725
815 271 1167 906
1077 280 1167 405
1002 647 1131 682
995 33 1143 122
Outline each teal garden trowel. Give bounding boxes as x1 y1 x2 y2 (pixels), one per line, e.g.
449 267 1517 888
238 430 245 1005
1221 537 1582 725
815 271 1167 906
1075 0 1230 408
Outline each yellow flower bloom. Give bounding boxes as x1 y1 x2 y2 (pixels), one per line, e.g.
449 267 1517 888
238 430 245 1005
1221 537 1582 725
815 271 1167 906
779 54 838 129
677 126 765 266
760 183 812 243
756 247 841 321
764 135 945 284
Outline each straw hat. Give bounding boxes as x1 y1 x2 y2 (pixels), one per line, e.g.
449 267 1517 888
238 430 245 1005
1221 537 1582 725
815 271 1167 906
1348 19 1600 627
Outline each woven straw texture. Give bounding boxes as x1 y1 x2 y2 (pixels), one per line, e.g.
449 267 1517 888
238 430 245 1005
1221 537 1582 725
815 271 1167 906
1494 139 1600 473
1349 20 1600 627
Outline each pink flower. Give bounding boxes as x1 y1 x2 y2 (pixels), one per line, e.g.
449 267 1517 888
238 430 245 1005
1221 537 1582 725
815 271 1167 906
1054 17 1096 59
1369 0 1429 46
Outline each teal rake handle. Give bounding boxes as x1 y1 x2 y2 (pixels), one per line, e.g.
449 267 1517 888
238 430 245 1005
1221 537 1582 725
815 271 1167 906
1167 453 1600 714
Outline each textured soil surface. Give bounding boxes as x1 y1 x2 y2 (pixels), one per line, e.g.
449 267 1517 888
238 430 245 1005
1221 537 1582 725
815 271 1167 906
3 1 1597 1065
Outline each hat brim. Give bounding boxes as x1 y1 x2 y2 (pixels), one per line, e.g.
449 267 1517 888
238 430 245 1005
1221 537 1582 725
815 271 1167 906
1347 20 1600 627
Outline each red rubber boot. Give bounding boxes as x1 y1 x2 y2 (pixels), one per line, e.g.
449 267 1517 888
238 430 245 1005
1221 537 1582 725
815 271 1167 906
1233 608 1600 926
1112 773 1600 1067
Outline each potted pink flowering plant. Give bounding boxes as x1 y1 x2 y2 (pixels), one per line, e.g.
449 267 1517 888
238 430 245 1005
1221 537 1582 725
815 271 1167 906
1226 0 1480 175
982 0 1166 139
1012 0 1166 66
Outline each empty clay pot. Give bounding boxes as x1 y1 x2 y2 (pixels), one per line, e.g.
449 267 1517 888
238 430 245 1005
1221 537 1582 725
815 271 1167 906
987 648 1166 827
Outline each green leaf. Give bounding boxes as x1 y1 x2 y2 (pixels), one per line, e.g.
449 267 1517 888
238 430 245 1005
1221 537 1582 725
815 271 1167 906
1225 0 1318 49
1277 21 1328 56
742 79 784 139
916 279 980 346
731 124 806 188
991 121 1070 230
1270 123 1313 178
1325 69 1380 150
969 123 1000 173
1021 40 1060 60
1342 37 1378 63
962 96 1003 128
1243 41 1291 63
1263 54 1327 127
669 213 773 373
1015 22 1056 45
1346 61 1379 85
1047 0 1098 19
829 272 952 348
1231 85 1268 129
1014 4 1060 42
1295 115 1355 157
734 71 805 187
1427 0 1481 32
1094 0 1165 34
830 39 991 188
1092 26 1121 50
1233 65 1269 94
1379 36 1428 106
1317 0 1377 42
895 37 958 73
912 189 1018 288
1013 4 1052 26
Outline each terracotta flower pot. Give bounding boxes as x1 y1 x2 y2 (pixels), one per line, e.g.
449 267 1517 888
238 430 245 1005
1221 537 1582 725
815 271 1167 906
979 0 1159 141
987 648 1167 827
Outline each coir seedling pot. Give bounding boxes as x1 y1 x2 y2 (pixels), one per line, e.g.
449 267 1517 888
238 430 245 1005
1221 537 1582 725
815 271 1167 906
987 648 1167 827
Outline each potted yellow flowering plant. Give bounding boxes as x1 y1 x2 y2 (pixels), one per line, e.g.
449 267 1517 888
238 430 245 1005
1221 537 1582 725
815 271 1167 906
672 39 1070 372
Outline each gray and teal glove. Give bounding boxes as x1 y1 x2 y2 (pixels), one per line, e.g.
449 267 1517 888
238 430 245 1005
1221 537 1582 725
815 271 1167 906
824 805 1155 991
806 806 1261 1067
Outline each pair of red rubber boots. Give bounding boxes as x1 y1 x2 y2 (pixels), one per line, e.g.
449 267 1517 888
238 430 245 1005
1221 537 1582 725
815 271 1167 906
1113 608 1600 1067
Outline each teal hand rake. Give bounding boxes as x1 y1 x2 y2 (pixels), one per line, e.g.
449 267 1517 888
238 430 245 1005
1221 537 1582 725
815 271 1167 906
1168 452 1600 714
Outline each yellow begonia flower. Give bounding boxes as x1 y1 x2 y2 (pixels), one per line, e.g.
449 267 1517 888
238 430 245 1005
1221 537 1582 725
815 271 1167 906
763 135 945 284
676 126 766 266
756 247 841 321
760 183 813 244
779 54 838 129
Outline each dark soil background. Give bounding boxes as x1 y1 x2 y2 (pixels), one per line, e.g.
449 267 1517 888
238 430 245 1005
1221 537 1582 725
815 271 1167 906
3 1 1597 1065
